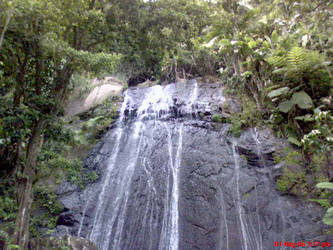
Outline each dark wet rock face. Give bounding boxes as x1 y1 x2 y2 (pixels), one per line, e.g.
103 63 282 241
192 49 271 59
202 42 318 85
57 212 78 226
55 80 331 250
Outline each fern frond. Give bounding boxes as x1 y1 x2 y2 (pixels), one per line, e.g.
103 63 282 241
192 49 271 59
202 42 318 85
287 47 307 69
271 47 325 77
267 55 287 67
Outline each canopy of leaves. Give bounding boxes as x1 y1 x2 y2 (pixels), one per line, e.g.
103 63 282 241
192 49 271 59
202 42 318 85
0 0 332 242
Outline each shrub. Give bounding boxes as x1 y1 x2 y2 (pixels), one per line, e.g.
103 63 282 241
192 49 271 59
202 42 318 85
212 114 223 123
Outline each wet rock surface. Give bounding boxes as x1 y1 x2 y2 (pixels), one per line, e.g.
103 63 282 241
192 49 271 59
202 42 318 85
55 81 332 249
29 235 98 250
57 212 78 227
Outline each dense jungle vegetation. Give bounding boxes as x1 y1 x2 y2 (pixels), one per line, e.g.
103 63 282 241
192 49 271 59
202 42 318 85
0 0 332 248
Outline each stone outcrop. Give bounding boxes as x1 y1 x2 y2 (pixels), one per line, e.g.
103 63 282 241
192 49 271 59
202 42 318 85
54 80 331 249
29 236 97 250
65 76 124 116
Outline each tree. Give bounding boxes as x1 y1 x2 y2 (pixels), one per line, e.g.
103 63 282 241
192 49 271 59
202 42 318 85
0 0 13 51
0 0 120 248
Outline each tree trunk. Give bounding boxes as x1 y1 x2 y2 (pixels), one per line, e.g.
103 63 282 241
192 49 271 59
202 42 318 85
12 118 44 250
327 151 333 182
232 54 241 77
246 79 263 111
13 54 28 107
0 10 12 51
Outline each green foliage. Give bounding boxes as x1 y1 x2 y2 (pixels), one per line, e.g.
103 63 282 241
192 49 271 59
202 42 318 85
323 207 333 226
28 117 101 237
316 182 333 227
48 157 83 186
292 91 313 110
0 0 332 242
277 168 307 195
230 121 242 138
202 1 332 172
275 144 333 231
30 187 63 237
316 182 333 190
8 245 20 249
34 187 63 215
276 100 293 113
0 178 17 232
75 97 118 145
309 199 332 210
29 213 59 238
269 87 314 113
0 196 17 221
267 87 290 99
212 114 223 123
107 0 216 80
69 74 93 99
27 114 103 237
0 0 122 179
0 2 122 245
265 43 331 146
227 96 263 137
65 159 90 188
287 136 302 147
0 230 19 249
275 150 309 195
39 146 97 189
0 230 8 241
301 110 333 153
269 47 325 77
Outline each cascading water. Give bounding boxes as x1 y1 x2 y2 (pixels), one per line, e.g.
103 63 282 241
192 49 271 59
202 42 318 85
77 81 200 250
57 80 331 250
231 140 249 250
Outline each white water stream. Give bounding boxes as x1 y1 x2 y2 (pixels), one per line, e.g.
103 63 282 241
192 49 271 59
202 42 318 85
79 82 199 250
232 140 249 250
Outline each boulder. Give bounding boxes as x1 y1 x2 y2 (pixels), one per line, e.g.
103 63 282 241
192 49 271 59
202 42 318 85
29 236 97 250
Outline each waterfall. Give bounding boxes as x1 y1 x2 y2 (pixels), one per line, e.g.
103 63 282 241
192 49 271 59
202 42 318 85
80 81 199 250
88 91 137 248
63 80 329 250
170 124 183 250
231 140 249 250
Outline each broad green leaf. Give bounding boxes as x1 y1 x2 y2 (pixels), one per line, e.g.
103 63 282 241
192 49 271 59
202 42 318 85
267 55 286 67
271 30 278 43
294 114 314 122
248 40 257 49
288 136 302 147
314 106 324 114
268 87 290 99
204 37 218 48
272 68 287 74
264 35 271 45
291 91 313 109
220 39 231 47
308 198 331 209
278 100 293 113
323 207 333 226
316 182 333 190
8 245 20 249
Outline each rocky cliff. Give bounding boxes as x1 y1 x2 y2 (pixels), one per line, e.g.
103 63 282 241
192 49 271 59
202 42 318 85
54 80 331 250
